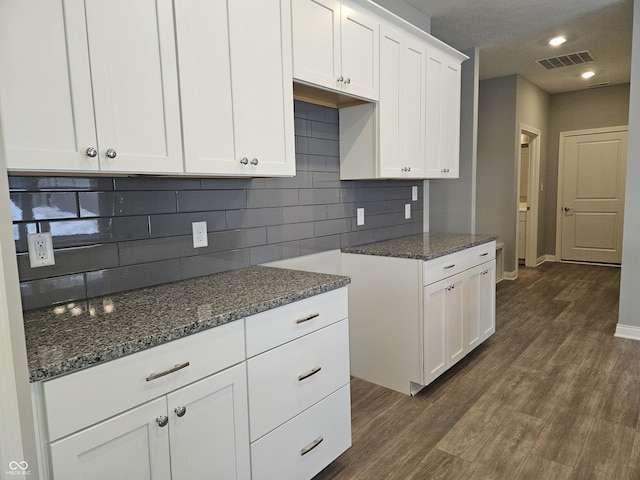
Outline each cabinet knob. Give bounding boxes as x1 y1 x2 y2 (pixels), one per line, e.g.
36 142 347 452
250 158 259 165
337 76 344 83
105 148 117 159
174 406 187 417
156 416 169 428
240 157 249 165
85 147 97 158
344 77 351 85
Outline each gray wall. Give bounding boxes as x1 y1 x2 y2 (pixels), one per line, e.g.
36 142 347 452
546 84 630 256
476 75 518 273
11 101 423 310
619 0 640 329
430 47 479 234
516 76 550 261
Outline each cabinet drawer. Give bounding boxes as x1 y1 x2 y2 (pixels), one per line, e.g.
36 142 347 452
466 241 496 269
250 384 352 480
423 250 466 285
42 320 245 441
247 319 350 441
245 287 348 357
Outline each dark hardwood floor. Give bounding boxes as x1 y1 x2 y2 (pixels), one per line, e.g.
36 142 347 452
314 262 640 479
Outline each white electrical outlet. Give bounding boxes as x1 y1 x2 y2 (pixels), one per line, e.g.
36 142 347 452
405 204 411 219
192 221 208 248
412 186 418 201
357 208 365 226
27 232 55 268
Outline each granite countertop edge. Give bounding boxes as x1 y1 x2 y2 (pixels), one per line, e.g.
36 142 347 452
26 267 350 383
341 232 499 261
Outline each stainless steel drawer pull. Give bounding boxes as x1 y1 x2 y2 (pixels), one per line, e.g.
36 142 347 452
298 366 322 381
479 252 489 257
146 361 190 382
444 264 456 269
300 436 324 456
296 313 320 324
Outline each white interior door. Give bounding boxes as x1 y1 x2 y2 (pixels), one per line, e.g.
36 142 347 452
559 128 628 263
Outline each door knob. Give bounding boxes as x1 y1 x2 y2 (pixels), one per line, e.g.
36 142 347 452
563 207 571 212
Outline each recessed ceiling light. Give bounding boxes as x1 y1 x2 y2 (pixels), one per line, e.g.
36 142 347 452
549 36 567 46
582 71 596 79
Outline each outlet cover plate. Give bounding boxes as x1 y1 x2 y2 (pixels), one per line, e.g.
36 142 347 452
27 232 55 267
192 221 208 248
357 208 365 226
405 204 411 219
412 186 418 201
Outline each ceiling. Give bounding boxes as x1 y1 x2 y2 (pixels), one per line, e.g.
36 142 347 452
405 0 633 94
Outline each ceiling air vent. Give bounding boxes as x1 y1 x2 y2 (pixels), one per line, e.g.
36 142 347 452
536 50 595 70
588 82 611 88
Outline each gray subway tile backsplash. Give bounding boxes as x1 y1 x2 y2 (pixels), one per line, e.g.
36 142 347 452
11 100 423 310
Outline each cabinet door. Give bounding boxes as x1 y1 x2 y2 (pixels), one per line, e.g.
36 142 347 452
466 261 496 351
379 26 424 178
291 0 341 90
423 272 465 385
424 47 461 178
167 364 250 480
446 272 466 367
424 280 447 385
49 397 170 480
340 3 379 100
0 0 99 172
228 0 295 176
174 0 236 174
80 0 183 173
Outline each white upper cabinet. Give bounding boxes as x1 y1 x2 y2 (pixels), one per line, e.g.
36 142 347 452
378 26 425 178
337 2 466 180
0 0 99 172
0 0 183 174
424 47 462 178
177 0 295 176
292 0 379 101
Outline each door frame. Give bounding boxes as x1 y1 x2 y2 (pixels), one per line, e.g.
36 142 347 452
555 125 629 263
517 124 540 271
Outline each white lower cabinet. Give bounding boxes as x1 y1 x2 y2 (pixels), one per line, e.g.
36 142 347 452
36 289 351 479
342 241 496 395
246 288 351 479
49 364 249 480
42 321 250 480
423 271 466 385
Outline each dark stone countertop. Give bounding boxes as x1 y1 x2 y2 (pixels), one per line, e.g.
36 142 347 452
341 232 498 261
23 265 350 382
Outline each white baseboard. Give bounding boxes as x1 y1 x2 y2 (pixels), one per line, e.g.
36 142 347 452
504 270 518 281
614 324 640 341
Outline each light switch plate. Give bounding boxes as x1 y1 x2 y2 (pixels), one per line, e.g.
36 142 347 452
405 204 411 219
412 186 418 201
27 232 55 267
192 221 208 248
357 208 365 226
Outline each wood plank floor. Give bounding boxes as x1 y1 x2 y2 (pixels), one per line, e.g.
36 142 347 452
314 262 640 479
